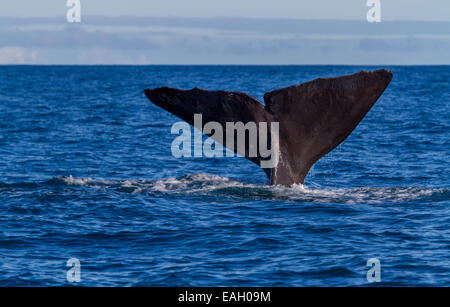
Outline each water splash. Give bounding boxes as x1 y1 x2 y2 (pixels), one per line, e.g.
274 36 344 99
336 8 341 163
44 174 449 205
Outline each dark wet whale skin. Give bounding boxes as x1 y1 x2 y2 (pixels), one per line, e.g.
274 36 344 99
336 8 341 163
145 69 393 186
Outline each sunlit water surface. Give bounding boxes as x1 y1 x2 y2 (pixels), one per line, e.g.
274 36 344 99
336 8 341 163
0 66 448 286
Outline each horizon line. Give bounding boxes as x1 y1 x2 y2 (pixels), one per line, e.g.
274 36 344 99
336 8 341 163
1 64 449 67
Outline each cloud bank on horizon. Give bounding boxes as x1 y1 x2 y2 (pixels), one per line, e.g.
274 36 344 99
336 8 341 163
0 16 449 65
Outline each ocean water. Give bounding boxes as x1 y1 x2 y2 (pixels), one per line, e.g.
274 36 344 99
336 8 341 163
0 65 448 286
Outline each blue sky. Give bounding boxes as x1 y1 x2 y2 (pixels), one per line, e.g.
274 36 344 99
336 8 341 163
0 1 449 64
3 0 450 21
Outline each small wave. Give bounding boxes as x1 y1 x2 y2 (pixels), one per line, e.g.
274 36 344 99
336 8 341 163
47 175 113 187
43 174 449 204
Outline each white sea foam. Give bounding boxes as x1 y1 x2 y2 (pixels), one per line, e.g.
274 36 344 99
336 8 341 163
54 174 448 204
60 175 113 187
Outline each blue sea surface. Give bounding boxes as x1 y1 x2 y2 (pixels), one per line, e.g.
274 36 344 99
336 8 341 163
0 65 448 286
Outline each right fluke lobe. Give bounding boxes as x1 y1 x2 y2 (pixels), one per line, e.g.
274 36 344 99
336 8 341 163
264 69 393 186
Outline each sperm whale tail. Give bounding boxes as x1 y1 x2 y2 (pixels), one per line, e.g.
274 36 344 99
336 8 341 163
145 69 393 186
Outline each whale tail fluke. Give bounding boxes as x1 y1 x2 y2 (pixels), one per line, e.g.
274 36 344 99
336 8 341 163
145 69 393 186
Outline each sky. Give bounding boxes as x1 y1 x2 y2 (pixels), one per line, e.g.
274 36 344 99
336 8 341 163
0 1 449 64
2 0 450 21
